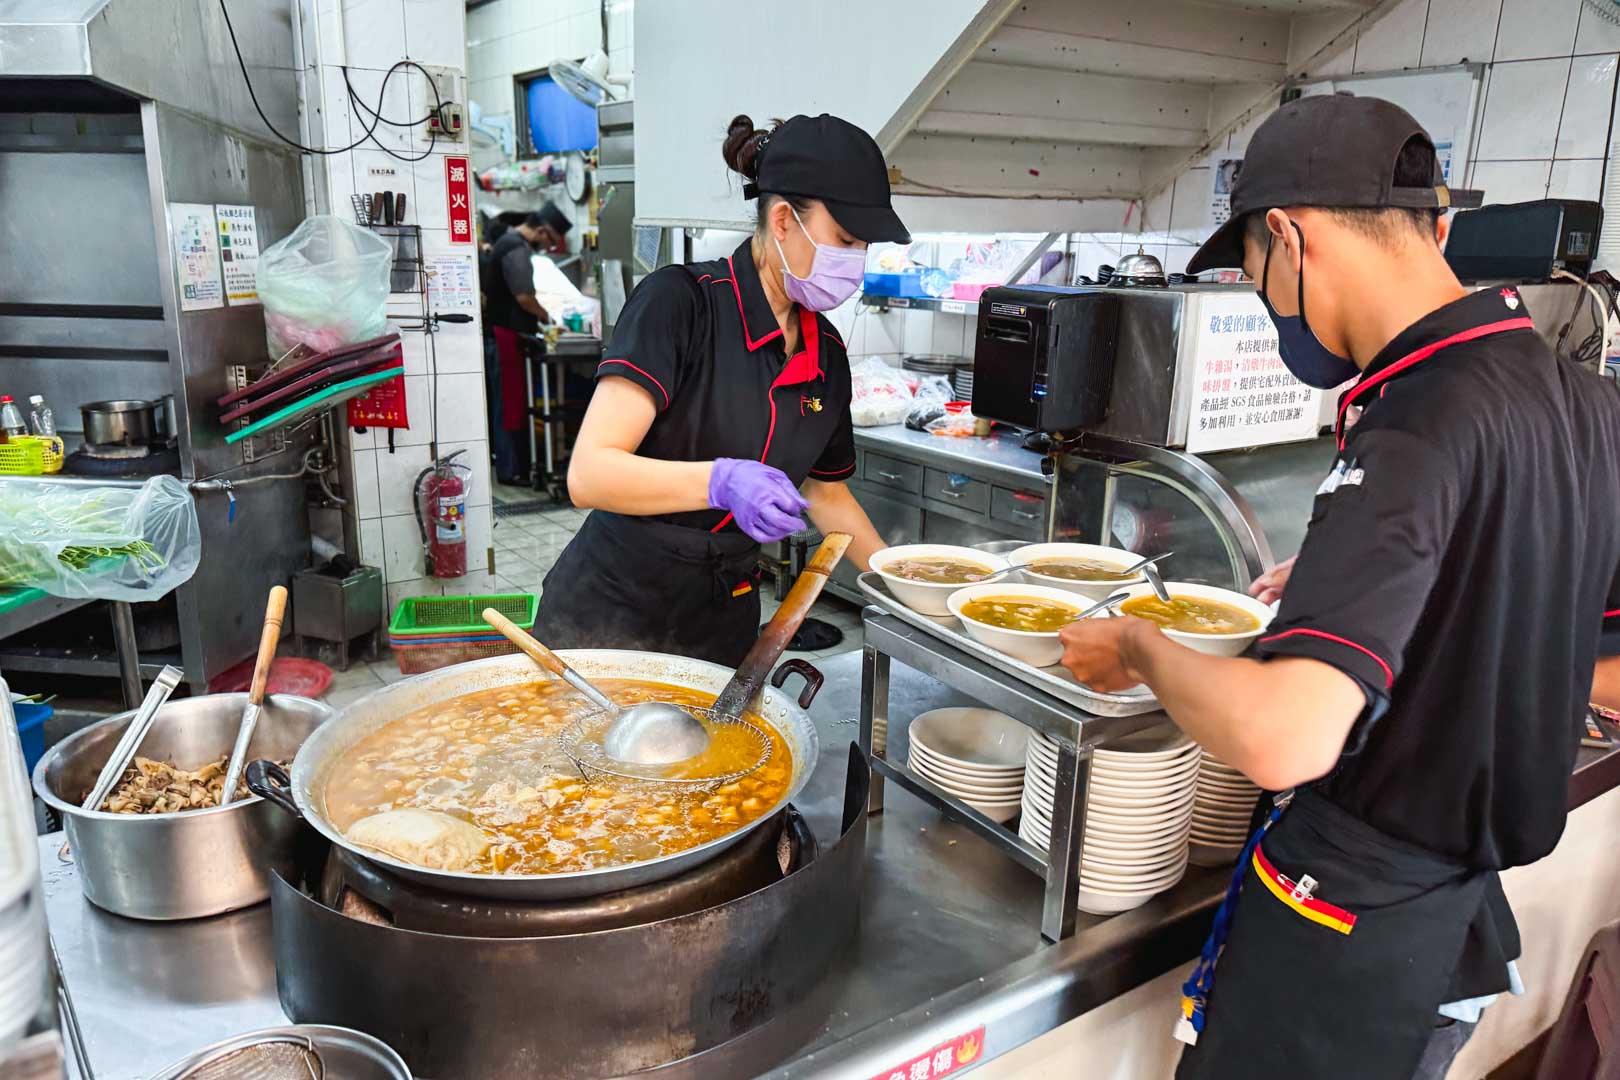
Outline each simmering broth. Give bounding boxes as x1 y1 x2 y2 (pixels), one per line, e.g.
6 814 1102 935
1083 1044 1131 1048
883 556 993 584
323 679 792 875
1027 557 1136 582
1121 595 1260 634
959 595 1080 633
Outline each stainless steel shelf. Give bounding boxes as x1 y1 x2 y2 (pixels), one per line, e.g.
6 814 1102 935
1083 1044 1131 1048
859 294 979 315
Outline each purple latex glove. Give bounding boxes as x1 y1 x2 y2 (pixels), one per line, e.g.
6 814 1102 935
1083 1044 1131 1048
709 458 810 543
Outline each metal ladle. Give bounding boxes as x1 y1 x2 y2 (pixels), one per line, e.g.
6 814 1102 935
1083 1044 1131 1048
480 608 709 765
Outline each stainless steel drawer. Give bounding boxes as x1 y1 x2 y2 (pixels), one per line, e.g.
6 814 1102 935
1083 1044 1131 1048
864 452 922 493
991 486 1047 533
924 467 990 515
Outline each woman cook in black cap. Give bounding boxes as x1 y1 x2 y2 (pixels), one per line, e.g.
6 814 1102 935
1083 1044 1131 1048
533 113 909 666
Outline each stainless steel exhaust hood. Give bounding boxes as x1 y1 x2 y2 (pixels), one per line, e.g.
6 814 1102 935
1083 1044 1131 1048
0 0 298 137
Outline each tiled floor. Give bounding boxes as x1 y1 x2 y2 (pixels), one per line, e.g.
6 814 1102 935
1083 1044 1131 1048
318 490 865 705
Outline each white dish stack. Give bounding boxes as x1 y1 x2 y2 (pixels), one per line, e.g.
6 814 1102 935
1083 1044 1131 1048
0 684 47 1056
1189 751 1263 866
906 708 1028 824
1019 725 1197 915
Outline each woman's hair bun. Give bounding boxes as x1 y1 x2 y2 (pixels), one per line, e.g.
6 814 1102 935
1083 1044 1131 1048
722 114 771 180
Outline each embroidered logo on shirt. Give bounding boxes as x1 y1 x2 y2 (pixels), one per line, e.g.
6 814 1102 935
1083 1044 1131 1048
1316 458 1365 496
800 395 823 415
1500 287 1521 311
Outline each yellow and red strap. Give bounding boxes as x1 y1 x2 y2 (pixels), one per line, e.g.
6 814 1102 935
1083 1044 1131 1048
1252 844 1357 935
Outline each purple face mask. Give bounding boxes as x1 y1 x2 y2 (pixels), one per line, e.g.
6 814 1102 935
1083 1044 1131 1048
774 207 866 311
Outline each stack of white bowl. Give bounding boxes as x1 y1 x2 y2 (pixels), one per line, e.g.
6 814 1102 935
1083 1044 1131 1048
1020 725 1197 915
1189 752 1263 865
906 708 1028 823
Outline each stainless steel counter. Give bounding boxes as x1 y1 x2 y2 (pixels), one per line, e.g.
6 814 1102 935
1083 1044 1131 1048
853 425 1049 490
43 649 1225 1080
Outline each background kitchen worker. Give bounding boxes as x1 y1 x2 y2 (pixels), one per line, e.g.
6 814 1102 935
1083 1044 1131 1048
1057 93 1620 1080
484 203 570 483
533 113 904 666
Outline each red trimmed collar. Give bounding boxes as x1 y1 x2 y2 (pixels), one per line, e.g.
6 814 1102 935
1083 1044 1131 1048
772 308 825 388
726 240 784 352
1334 287 1536 447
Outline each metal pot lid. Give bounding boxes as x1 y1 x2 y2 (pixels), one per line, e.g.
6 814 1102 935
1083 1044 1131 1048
1111 246 1167 286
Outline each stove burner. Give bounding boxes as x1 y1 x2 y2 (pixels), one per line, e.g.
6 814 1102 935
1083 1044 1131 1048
81 441 152 459
270 746 872 1080
62 445 180 478
321 806 812 937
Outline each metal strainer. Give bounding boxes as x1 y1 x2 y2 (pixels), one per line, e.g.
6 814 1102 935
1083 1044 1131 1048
147 1025 410 1080
173 1036 322 1080
557 706 771 785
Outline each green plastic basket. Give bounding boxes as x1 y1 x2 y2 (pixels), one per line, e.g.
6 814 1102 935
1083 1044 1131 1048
388 593 538 638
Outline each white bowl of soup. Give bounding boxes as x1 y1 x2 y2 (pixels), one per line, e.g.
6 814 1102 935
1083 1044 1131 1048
871 544 1009 616
1115 581 1273 657
946 583 1090 667
1010 542 1146 600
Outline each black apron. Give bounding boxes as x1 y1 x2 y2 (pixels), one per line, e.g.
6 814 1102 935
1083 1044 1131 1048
533 511 762 667
1176 790 1518 1080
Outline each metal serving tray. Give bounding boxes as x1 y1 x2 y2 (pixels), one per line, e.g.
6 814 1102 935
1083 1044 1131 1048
856 572 1162 718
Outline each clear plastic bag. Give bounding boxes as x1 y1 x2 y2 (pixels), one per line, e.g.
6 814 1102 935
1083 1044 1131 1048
849 358 915 427
904 376 955 430
257 215 394 357
926 405 979 438
0 475 201 601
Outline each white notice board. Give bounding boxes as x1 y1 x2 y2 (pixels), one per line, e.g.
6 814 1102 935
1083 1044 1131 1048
1299 65 1483 188
1185 294 1325 454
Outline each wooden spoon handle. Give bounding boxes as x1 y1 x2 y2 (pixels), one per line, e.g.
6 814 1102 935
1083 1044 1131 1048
247 586 289 707
711 533 853 719
482 607 569 677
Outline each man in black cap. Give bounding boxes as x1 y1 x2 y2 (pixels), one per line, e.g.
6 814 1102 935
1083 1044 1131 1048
1059 93 1620 1079
482 201 571 482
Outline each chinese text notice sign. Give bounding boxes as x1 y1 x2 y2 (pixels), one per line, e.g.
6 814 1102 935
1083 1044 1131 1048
1186 294 1323 454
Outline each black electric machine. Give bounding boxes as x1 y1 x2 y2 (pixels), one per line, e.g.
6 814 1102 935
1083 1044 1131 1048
971 286 1122 434
1444 198 1602 282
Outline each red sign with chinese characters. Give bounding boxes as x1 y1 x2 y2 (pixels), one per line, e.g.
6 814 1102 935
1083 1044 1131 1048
347 374 409 428
446 155 472 244
866 1027 985 1080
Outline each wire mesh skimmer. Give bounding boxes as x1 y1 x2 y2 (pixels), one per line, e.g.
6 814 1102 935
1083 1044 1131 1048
557 706 772 785
173 1035 323 1080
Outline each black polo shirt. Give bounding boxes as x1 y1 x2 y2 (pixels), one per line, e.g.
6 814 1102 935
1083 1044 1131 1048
595 238 856 534
1252 286 1620 870
483 231 539 335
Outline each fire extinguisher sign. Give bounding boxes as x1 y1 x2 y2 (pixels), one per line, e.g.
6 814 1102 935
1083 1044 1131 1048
446 156 472 244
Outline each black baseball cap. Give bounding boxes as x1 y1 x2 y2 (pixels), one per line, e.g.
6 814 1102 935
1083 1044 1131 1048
526 202 571 236
1186 93 1482 274
747 114 910 244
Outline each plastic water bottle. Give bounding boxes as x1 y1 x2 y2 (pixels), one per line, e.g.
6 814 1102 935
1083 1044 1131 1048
0 397 26 438
26 395 54 437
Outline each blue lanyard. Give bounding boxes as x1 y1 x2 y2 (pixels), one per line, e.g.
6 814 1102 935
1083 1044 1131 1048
1176 802 1284 1046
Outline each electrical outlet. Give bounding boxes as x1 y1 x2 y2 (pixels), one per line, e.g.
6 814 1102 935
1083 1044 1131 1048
430 102 466 140
414 64 466 143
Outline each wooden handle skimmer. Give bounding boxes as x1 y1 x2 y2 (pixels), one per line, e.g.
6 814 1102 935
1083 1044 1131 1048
710 532 852 720
247 585 289 707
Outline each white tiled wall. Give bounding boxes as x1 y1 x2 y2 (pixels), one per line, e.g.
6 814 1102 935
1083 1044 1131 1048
463 0 630 231
300 0 499 606
1136 0 1620 267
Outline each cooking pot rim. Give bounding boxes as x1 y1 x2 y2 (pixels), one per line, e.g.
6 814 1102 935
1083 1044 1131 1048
279 649 822 895
31 692 331 821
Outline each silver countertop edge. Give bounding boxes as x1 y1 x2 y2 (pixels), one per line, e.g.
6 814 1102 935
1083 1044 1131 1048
852 426 1050 488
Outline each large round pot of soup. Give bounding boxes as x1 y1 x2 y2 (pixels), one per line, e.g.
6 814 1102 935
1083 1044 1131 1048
249 650 821 900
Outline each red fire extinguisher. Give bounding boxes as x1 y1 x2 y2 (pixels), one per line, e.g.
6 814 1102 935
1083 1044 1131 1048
414 452 473 578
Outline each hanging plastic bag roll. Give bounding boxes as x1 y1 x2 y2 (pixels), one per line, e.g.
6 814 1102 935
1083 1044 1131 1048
0 475 201 601
257 215 394 356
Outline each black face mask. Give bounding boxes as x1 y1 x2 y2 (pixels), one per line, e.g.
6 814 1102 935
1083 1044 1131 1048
1257 222 1361 390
